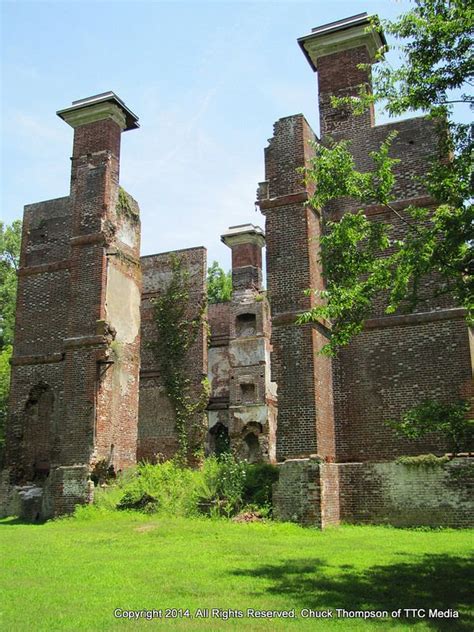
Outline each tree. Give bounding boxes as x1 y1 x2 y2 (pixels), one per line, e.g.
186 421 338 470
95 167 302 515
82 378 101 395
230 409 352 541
387 399 473 455
299 0 473 356
0 220 21 445
207 261 232 303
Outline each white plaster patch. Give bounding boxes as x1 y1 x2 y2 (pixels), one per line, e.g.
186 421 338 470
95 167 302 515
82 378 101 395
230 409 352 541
117 222 137 249
232 405 268 426
229 338 266 367
105 263 141 343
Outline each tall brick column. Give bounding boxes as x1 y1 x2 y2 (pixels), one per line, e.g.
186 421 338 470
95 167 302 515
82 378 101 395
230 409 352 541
257 117 335 461
298 13 386 136
53 93 141 513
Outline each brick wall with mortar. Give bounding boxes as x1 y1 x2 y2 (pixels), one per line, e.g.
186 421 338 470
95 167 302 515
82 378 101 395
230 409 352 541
138 247 207 462
1 94 142 519
258 116 335 462
299 14 473 462
268 14 472 527
273 459 340 527
338 458 474 527
274 457 473 528
207 303 231 452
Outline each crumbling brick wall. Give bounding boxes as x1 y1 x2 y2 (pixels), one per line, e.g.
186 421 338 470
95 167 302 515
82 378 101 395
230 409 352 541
2 93 142 519
138 247 207 462
317 46 472 463
338 458 474 527
258 116 335 462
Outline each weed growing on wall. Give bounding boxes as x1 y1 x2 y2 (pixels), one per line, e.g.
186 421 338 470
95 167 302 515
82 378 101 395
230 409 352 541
115 186 139 222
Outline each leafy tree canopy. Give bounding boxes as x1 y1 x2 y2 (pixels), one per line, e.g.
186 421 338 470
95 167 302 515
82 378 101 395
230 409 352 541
0 219 21 445
0 220 21 348
207 261 232 303
299 0 473 356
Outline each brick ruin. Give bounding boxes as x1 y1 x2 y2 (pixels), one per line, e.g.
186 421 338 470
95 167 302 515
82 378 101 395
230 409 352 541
1 14 472 526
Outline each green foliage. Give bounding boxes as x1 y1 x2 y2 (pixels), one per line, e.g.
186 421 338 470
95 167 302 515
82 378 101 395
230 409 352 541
374 1 473 115
116 186 139 222
0 220 20 349
0 220 21 445
113 461 199 516
149 255 208 464
196 454 247 517
301 0 473 355
95 455 278 520
396 454 450 467
387 399 473 454
242 462 279 509
207 260 232 303
0 345 12 446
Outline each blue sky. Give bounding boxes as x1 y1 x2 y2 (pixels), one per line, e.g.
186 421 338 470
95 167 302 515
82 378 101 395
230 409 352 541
1 0 413 268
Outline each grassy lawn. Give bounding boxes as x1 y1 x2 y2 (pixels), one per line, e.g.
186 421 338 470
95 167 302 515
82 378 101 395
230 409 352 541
0 509 472 631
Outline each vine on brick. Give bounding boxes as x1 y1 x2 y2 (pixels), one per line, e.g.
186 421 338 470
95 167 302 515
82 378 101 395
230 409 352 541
149 255 209 464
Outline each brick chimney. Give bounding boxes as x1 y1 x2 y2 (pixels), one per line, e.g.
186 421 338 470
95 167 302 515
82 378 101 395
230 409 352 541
56 92 141 478
298 13 386 136
221 224 265 293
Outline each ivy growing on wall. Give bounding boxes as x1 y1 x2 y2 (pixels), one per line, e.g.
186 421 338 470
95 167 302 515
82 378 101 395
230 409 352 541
149 255 209 464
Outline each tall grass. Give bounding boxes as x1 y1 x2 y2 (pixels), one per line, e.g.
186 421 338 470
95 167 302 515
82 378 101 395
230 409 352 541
94 455 278 519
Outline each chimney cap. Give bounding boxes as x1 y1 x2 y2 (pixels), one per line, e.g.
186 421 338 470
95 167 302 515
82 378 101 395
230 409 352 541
298 13 387 72
57 91 139 131
221 223 265 247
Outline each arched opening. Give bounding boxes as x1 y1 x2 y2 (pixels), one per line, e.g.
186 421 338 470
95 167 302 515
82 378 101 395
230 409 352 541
244 433 260 463
236 313 256 337
24 383 55 479
209 422 230 457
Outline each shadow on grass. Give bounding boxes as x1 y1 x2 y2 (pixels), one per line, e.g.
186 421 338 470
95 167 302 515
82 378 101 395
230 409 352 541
231 554 473 631
0 516 47 526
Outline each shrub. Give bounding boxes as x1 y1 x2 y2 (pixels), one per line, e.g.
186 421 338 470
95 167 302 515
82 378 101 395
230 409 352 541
243 463 279 509
95 455 277 520
396 454 451 467
195 454 247 517
111 461 199 516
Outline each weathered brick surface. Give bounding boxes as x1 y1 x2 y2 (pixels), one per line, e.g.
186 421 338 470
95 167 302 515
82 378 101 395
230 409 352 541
208 227 277 462
138 247 207 462
317 45 374 136
2 97 141 518
338 459 474 528
273 458 324 526
333 316 472 462
319 43 471 463
262 16 471 527
259 116 335 462
273 459 340 527
274 458 473 528
208 303 231 347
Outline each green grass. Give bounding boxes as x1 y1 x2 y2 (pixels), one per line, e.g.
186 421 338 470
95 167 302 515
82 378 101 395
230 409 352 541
0 509 472 631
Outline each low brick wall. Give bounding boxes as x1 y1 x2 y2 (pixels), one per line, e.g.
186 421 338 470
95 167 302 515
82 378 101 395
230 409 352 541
339 459 473 528
273 458 340 528
273 458 473 528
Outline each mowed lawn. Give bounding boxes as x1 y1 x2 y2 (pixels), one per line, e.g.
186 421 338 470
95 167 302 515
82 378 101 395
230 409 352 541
0 509 472 632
